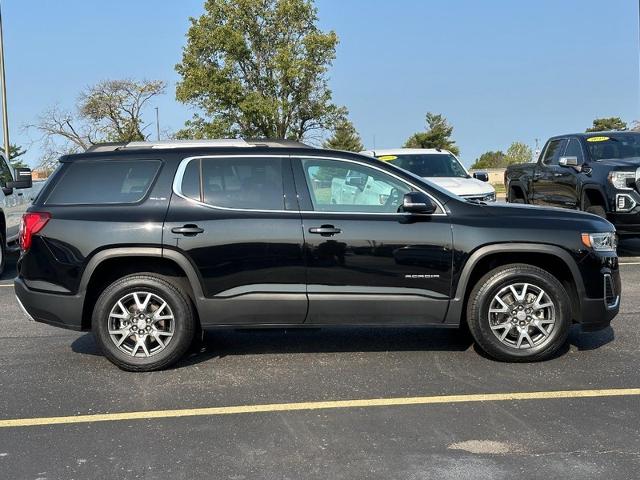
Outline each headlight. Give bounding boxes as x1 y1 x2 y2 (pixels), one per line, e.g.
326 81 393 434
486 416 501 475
482 192 496 202
581 232 617 252
608 171 635 190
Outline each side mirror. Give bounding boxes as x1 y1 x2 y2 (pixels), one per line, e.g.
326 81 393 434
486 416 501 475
558 156 579 168
7 168 32 189
473 171 489 182
345 175 367 190
401 192 437 214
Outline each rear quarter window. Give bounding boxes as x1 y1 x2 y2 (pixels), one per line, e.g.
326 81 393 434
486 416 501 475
44 159 162 205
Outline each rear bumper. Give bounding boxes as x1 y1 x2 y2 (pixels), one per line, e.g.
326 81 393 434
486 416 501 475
14 278 85 331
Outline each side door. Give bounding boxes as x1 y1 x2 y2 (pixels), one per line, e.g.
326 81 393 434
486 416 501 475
532 138 568 206
553 137 584 208
164 154 307 325
0 156 20 240
293 155 453 325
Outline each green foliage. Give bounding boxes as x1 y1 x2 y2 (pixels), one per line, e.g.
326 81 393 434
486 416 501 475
471 142 532 169
586 117 627 132
404 112 459 155
505 141 532 165
6 144 28 168
80 79 166 142
323 120 363 152
175 0 346 140
470 150 506 169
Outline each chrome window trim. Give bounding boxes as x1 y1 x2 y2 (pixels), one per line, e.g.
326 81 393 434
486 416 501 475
172 154 447 216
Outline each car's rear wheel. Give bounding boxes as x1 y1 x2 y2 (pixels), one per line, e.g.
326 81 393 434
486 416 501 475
508 188 525 204
92 274 196 371
466 264 571 362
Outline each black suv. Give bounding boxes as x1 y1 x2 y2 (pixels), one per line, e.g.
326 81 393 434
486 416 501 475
15 140 620 371
505 131 640 235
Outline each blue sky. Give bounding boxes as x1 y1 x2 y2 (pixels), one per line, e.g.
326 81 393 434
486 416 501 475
3 0 639 167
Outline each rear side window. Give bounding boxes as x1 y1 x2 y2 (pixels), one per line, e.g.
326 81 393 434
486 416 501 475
179 157 285 210
45 160 161 205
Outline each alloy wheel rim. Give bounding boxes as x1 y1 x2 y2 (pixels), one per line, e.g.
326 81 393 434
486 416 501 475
487 282 556 349
107 291 175 357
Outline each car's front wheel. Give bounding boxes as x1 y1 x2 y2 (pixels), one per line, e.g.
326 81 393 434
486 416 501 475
92 274 196 371
466 264 571 362
0 231 5 277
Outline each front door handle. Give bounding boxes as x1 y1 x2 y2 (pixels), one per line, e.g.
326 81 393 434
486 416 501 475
309 225 342 236
171 225 204 236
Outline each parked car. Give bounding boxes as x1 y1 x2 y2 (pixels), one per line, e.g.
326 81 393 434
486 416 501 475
0 153 40 275
15 140 619 371
505 131 640 235
361 148 496 202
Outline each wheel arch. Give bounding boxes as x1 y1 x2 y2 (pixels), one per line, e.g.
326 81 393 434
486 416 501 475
581 185 609 211
445 243 583 325
507 181 527 203
79 247 204 330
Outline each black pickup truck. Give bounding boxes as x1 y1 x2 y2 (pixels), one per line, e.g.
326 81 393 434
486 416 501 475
505 132 640 235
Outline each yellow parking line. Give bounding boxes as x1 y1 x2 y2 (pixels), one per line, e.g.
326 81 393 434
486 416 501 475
620 262 640 265
0 284 12 287
1 388 639 429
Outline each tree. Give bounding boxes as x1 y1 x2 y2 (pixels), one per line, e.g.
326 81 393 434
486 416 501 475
323 120 363 152
175 0 345 141
504 141 533 165
586 117 627 132
6 144 28 168
29 79 165 169
470 150 506 169
404 112 459 155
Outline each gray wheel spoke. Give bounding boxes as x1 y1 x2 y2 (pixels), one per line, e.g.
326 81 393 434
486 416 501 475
107 291 175 358
488 282 556 350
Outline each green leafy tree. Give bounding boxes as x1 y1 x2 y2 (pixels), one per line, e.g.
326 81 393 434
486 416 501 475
586 117 627 132
504 141 533 165
175 0 346 141
7 144 28 168
404 112 459 155
470 150 506 169
323 120 363 152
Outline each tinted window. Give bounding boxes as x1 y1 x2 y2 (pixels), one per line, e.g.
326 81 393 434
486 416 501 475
563 138 583 162
181 159 201 201
302 158 412 213
380 153 468 178
45 160 161 205
191 157 284 210
0 156 11 187
585 133 640 161
542 139 567 165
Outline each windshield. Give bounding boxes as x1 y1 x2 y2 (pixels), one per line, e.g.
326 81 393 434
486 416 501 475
377 153 469 178
586 133 640 161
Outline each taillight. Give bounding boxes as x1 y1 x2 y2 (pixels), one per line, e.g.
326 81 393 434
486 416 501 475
19 212 51 251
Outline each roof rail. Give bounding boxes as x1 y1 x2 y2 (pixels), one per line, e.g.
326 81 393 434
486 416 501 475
84 138 310 153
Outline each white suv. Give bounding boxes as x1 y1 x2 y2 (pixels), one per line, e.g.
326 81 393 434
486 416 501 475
361 148 496 202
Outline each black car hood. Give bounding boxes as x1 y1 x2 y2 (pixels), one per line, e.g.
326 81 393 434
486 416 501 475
594 157 640 168
477 202 614 231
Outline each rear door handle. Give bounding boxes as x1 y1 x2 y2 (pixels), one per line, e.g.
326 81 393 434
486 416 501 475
309 225 342 236
171 225 204 236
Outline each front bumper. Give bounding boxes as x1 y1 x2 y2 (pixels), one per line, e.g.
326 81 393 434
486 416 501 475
575 256 620 332
14 278 85 331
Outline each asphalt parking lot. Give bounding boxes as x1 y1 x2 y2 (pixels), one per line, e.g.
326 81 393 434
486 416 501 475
1 248 640 480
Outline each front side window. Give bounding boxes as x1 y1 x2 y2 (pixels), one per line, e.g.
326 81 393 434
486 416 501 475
180 157 285 211
302 158 412 213
45 159 161 205
379 153 468 178
563 138 584 162
542 139 567 166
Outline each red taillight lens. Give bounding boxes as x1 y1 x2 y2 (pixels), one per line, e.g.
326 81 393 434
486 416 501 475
19 212 51 251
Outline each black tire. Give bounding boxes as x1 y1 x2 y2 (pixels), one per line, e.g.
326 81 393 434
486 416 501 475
585 205 607 218
92 274 196 372
466 264 571 362
0 231 5 277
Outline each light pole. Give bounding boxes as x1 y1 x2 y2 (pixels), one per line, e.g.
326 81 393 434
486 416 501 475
0 1 10 161
155 107 160 141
